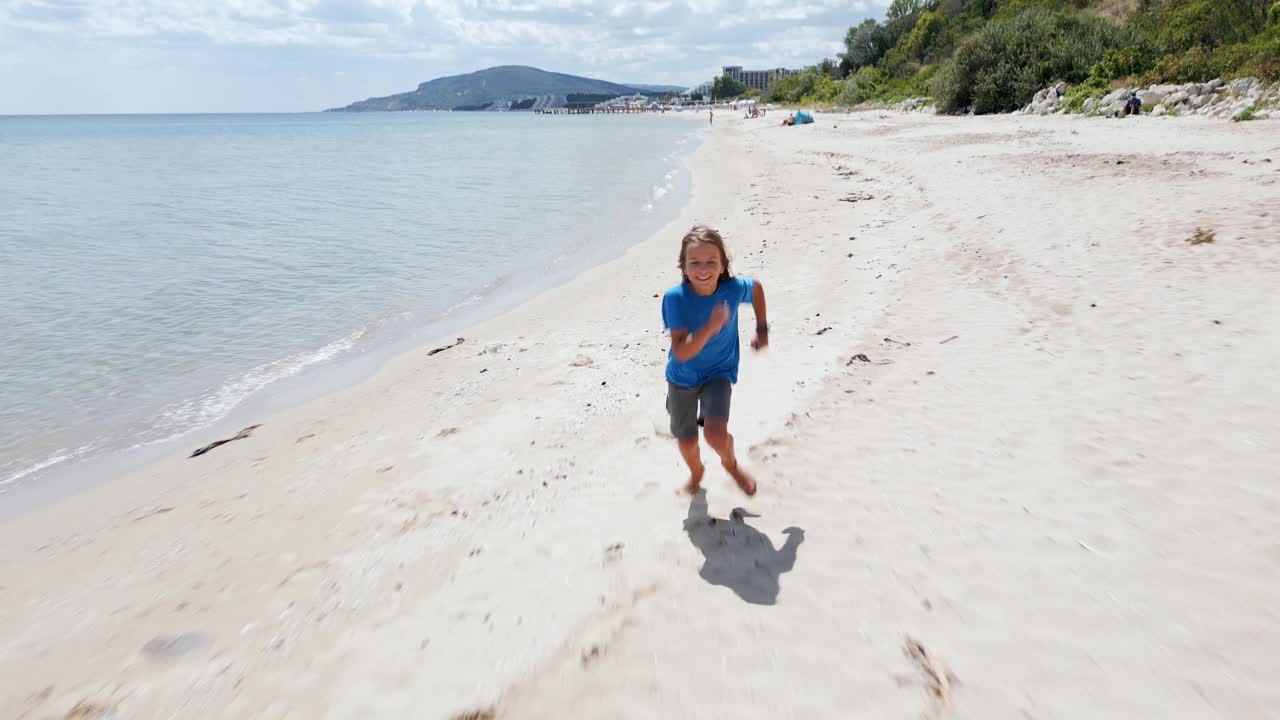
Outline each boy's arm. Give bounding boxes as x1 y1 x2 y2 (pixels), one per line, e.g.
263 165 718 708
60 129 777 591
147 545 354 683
670 304 730 362
750 279 769 349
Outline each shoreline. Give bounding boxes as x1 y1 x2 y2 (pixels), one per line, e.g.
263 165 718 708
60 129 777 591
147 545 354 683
4 111 1279 719
0 114 703 518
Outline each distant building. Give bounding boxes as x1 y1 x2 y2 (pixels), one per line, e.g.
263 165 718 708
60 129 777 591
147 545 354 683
597 93 650 109
678 81 712 104
721 65 801 91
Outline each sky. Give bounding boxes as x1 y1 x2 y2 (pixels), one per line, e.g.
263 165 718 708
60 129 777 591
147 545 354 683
0 0 893 114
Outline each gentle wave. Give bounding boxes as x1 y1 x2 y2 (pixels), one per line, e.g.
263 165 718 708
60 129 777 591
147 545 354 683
149 326 369 445
0 442 98 490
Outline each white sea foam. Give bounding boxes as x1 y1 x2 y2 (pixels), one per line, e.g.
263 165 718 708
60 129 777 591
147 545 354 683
0 443 98 489
151 327 368 443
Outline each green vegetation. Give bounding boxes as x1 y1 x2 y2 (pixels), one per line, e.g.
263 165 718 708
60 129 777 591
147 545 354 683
711 74 749 100
565 93 623 107
770 0 1280 113
1232 102 1261 119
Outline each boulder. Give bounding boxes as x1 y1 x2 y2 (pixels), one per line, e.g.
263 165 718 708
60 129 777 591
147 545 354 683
1054 81 1068 96
1102 88 1130 105
1034 89 1047 103
1152 104 1167 117
1166 90 1188 105
1190 95 1210 108
1138 88 1167 106
1228 78 1257 96
1205 78 1224 92
1083 97 1098 113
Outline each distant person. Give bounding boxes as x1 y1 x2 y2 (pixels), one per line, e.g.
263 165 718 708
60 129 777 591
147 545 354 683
661 225 769 497
1124 92 1143 116
709 109 714 126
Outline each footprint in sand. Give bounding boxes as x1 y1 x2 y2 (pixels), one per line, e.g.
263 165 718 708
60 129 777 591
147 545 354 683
141 632 213 663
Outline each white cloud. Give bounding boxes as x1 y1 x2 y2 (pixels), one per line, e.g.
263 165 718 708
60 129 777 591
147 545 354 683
0 0 892 112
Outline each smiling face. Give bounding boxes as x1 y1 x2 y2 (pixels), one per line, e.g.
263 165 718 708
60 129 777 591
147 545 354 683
682 241 725 295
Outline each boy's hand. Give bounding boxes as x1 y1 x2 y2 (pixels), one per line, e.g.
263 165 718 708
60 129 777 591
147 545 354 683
751 329 769 351
708 302 730 332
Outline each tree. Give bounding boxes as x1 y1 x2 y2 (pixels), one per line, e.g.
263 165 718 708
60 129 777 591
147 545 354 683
711 74 748 100
842 19 889 70
817 57 840 78
1222 0 1274 32
887 0 929 23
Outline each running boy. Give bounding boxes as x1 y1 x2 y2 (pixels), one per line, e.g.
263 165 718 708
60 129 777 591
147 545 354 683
661 225 769 496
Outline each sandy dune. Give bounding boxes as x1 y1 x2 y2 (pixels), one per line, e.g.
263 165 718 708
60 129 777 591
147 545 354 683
3 111 1279 720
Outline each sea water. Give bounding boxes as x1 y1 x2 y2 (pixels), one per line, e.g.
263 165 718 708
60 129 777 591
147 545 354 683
0 111 701 497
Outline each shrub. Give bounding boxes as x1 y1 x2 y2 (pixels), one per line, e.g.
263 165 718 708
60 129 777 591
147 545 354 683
1232 104 1260 120
1142 27 1280 83
1090 46 1158 81
801 74 842 104
1062 75 1111 112
904 11 947 60
836 66 884 105
933 7 1134 113
874 66 939 103
765 72 814 103
1134 0 1264 54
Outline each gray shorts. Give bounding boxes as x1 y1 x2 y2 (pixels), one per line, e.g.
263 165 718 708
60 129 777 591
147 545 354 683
666 379 732 441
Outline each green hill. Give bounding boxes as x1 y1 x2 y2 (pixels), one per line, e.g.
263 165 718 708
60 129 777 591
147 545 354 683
328 66 671 112
759 0 1279 114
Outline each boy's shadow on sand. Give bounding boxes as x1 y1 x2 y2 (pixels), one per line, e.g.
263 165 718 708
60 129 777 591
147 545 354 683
682 490 805 605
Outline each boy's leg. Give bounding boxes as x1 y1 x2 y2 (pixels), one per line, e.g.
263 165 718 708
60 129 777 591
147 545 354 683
667 383 704 493
699 380 757 496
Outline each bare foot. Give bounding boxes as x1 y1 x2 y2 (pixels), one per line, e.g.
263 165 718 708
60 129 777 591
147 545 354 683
723 458 757 497
678 462 705 495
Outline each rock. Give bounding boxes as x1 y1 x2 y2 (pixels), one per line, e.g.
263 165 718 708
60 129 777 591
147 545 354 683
1083 97 1097 113
1205 78 1224 92
1102 89 1129 105
1055 81 1068 96
1228 78 1256 96
1152 104 1167 117
1190 95 1210 108
1034 89 1047 103
1138 89 1167 106
1166 91 1188 105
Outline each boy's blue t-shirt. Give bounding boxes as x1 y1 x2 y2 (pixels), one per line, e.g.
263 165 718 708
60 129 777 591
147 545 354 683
662 275 755 387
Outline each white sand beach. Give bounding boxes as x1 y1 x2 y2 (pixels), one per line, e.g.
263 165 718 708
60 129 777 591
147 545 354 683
4 111 1279 720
